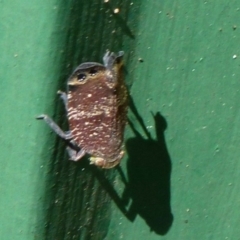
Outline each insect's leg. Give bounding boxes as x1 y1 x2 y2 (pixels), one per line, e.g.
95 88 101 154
36 114 72 140
66 146 86 161
103 51 124 69
57 90 68 111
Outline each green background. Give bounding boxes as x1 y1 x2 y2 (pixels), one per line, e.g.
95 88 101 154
1 0 240 239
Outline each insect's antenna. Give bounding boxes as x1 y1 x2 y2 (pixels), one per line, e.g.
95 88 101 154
128 96 152 140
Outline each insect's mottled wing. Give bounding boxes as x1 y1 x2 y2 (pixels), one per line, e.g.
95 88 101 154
67 52 127 168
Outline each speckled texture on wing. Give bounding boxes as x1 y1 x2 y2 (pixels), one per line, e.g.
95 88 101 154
67 53 127 168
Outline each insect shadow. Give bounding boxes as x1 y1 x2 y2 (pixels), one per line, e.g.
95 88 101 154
91 97 173 235
123 97 173 235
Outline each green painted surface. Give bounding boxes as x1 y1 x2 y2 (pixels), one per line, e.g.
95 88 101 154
1 0 240 239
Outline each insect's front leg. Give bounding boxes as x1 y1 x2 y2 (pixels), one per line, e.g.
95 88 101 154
36 114 72 140
57 90 68 111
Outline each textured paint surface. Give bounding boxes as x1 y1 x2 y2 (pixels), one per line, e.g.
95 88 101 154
1 0 240 239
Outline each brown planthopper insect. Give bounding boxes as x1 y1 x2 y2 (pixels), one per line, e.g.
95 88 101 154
37 51 128 168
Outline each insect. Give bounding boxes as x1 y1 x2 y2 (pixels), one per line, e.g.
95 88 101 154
37 51 128 168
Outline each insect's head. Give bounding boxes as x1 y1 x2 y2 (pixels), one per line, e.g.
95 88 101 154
68 51 124 88
68 63 105 87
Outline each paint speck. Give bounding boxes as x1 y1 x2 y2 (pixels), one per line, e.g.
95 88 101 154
233 54 237 59
114 8 120 14
138 58 144 62
215 145 220 153
87 94 92 97
104 0 109 2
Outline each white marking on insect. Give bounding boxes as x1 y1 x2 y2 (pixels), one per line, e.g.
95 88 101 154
68 113 79 120
68 109 78 114
75 111 103 117
73 131 83 136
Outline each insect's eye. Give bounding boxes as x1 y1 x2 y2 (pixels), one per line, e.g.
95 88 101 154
77 73 86 81
89 68 98 76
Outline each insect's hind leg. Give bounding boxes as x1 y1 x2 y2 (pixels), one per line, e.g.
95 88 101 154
36 114 72 140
